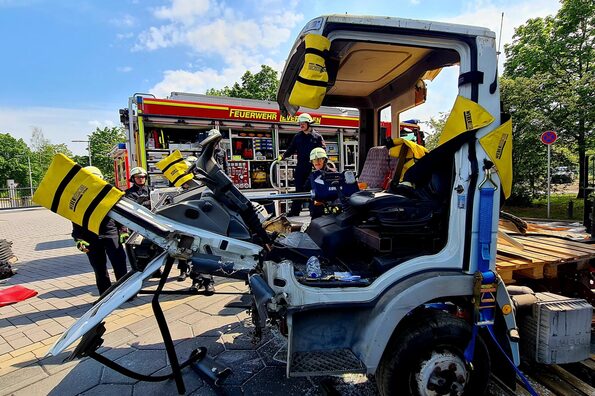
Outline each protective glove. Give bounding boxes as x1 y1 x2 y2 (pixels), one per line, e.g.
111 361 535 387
119 233 130 244
76 239 90 253
277 155 283 162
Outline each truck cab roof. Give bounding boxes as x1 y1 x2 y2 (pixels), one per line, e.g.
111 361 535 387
277 14 497 117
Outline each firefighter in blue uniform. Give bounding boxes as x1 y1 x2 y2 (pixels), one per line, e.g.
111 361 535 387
278 113 325 216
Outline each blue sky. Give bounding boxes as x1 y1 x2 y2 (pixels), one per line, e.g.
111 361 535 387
0 0 561 155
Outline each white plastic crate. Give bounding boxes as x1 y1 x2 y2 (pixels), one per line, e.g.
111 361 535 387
519 292 592 364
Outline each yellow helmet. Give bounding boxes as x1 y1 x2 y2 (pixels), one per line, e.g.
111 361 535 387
309 147 327 161
84 166 104 180
298 113 313 124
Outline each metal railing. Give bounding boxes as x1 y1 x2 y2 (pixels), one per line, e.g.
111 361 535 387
0 186 38 209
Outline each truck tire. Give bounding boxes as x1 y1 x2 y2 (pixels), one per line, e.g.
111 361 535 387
376 310 490 396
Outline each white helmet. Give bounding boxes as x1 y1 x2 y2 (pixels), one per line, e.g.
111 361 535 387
84 166 104 180
130 166 147 183
184 155 198 167
298 113 313 124
130 167 147 177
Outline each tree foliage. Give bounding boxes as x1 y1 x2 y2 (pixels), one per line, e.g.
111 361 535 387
29 128 72 186
423 112 449 151
206 65 279 100
0 133 34 187
88 126 126 184
503 0 594 198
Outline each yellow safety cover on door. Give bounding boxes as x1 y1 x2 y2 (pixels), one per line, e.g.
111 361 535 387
479 118 513 198
288 34 331 109
32 154 124 234
155 150 194 187
438 96 495 147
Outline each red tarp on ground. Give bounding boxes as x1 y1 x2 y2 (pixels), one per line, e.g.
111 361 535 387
0 285 37 307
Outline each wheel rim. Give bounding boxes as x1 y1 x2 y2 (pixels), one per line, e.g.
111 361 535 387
414 350 469 396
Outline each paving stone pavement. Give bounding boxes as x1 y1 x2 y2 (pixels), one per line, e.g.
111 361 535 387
0 208 379 395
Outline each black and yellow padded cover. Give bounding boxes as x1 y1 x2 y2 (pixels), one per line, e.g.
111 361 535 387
32 154 124 234
155 150 193 187
288 34 331 109
387 138 428 182
438 96 495 147
479 118 513 198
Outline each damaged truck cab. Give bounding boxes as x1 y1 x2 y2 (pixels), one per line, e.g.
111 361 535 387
257 14 517 394
38 13 591 396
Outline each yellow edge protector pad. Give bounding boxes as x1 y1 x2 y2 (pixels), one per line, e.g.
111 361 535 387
155 150 193 187
479 118 513 198
388 138 428 160
438 96 495 147
388 138 429 182
288 34 331 109
32 154 124 235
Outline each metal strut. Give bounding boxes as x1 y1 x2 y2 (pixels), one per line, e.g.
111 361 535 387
82 257 230 394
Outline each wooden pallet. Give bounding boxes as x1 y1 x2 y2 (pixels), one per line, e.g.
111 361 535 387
496 234 595 283
490 355 595 396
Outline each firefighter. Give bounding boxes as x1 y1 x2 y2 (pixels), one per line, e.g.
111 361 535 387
72 166 128 296
125 167 151 209
278 113 325 216
124 166 162 278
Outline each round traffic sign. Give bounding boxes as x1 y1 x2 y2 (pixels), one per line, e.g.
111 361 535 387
540 131 557 145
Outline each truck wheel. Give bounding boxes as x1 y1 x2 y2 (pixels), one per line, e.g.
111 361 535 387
376 310 490 396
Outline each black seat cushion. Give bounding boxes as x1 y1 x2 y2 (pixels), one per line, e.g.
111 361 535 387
348 191 410 210
348 189 442 230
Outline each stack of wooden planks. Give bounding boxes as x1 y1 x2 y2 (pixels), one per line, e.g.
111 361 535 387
496 231 595 284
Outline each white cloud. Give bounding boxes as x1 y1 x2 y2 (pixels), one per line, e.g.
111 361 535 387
141 0 560 119
116 32 134 40
0 107 120 155
153 0 211 24
110 14 136 28
133 0 303 95
117 66 133 73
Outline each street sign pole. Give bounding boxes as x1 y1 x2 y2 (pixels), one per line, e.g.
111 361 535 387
540 131 558 219
547 144 551 218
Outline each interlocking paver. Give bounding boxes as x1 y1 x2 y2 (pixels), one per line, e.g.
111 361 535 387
0 207 380 395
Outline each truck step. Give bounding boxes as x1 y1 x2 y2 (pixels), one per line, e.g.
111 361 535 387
289 349 366 377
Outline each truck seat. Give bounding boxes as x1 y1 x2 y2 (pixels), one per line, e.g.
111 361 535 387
357 146 398 189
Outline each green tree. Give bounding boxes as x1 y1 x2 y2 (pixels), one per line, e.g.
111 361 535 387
72 155 90 166
206 65 279 100
88 126 126 184
0 133 34 187
500 77 553 203
503 0 595 198
422 112 449 151
30 127 72 184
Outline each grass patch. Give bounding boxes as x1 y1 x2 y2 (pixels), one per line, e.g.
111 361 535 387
503 194 585 220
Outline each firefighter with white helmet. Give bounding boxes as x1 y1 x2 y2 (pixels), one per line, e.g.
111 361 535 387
125 167 150 209
278 113 325 216
72 166 129 296
124 165 163 279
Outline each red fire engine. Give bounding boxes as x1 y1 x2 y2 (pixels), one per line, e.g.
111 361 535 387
115 93 424 192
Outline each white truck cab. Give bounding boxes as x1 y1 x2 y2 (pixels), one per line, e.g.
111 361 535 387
267 14 514 395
